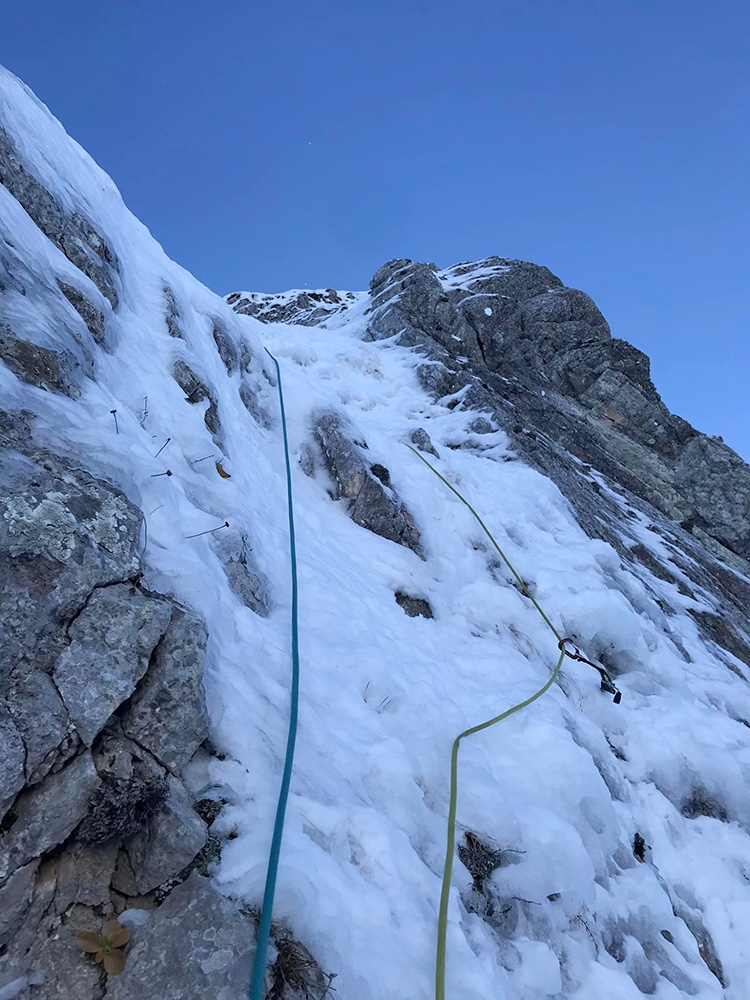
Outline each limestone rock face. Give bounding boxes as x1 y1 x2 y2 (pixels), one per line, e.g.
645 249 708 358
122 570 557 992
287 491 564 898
227 286 361 326
126 777 208 895
172 359 222 440
0 752 100 882
366 256 750 562
57 280 107 346
0 418 144 808
0 125 121 308
122 607 209 775
54 585 173 746
0 422 216 997
0 322 83 397
313 410 423 556
105 875 255 1000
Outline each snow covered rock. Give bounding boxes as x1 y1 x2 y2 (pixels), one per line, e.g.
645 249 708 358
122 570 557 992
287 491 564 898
227 287 362 327
313 410 423 555
363 255 750 561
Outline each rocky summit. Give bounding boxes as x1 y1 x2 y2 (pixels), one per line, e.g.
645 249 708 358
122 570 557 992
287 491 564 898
2 62 750 1000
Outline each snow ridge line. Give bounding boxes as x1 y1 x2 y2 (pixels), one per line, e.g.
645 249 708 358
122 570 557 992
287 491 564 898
405 446 620 1000
249 348 301 1000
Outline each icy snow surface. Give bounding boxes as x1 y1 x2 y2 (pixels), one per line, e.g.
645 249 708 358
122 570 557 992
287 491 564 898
2 64 750 1000
437 258 513 291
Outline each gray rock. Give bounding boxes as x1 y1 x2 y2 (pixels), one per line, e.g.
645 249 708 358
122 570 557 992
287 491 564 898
105 874 254 1000
3 896 106 1000
369 259 482 363
349 475 423 556
222 559 270 617
367 256 750 562
394 592 433 619
0 126 120 310
122 607 209 774
239 378 273 429
674 435 750 559
314 412 368 499
314 412 423 556
688 610 750 669
58 213 120 310
227 286 355 326
0 322 82 397
172 360 221 439
172 359 210 403
57 280 106 345
0 439 143 750
111 848 139 897
213 322 240 374
0 752 100 883
298 441 316 477
163 285 182 338
0 125 65 243
409 427 439 458
469 417 495 435
0 859 39 948
127 776 207 894
5 670 72 787
54 841 119 912
54 584 173 746
0 709 26 818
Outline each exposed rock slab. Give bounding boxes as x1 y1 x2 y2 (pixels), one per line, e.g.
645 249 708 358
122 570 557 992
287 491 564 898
122 607 209 774
314 411 422 556
0 859 39 948
105 874 255 1000
54 584 173 745
0 752 100 883
172 359 221 439
0 125 120 309
127 776 207 895
0 322 82 398
367 257 750 561
57 280 106 345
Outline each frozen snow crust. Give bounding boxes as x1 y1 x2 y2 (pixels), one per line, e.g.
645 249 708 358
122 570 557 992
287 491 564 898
2 64 750 999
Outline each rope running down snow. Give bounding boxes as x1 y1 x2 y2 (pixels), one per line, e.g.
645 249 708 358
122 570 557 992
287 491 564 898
249 349 301 1000
405 446 618 1000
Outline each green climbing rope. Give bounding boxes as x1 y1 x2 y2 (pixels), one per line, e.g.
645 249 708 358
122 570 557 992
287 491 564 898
249 349 300 1000
404 447 571 1000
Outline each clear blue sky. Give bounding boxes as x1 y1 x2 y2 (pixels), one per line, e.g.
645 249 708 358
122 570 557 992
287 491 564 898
3 1 748 457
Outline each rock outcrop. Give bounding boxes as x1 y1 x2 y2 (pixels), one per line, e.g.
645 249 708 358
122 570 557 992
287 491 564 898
0 414 230 997
227 288 362 327
364 257 750 563
313 410 423 556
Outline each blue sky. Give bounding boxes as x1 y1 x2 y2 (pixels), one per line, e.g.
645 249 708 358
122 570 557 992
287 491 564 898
3 0 748 457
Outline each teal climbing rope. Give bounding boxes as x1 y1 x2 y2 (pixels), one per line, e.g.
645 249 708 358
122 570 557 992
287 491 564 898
249 349 301 1000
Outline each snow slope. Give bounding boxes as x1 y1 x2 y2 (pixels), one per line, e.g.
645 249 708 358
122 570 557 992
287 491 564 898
2 64 750 999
